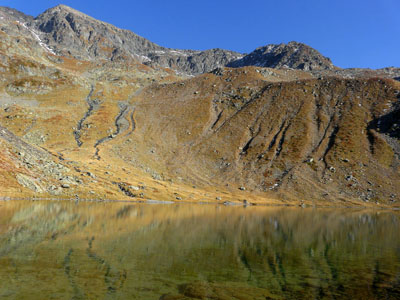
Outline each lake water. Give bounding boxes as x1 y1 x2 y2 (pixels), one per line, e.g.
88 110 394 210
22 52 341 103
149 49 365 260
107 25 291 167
0 201 399 299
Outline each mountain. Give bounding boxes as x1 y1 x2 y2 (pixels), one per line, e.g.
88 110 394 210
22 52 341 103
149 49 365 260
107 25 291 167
0 5 337 75
228 41 336 71
2 5 398 77
0 5 400 206
27 5 241 75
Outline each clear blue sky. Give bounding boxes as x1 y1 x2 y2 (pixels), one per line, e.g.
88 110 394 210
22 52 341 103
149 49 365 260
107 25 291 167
2 0 399 69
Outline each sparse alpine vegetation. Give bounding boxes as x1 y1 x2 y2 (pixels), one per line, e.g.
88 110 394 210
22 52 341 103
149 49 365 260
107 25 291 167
0 4 400 206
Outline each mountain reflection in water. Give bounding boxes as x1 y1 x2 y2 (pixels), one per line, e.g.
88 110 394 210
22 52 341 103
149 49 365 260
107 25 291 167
0 201 399 299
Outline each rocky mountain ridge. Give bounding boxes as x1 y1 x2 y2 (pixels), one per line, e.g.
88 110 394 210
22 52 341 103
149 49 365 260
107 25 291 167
2 5 242 75
227 41 336 71
2 5 400 78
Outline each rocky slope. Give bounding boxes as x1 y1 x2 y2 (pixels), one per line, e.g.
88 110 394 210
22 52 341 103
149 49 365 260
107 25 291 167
0 5 400 207
0 6 33 23
26 5 241 75
228 41 336 71
0 124 73 197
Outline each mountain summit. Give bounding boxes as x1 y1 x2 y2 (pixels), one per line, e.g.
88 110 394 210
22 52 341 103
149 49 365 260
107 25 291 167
28 4 242 74
228 41 336 71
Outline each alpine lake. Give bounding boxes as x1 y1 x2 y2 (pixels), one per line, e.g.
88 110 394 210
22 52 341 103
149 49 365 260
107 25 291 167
0 200 399 299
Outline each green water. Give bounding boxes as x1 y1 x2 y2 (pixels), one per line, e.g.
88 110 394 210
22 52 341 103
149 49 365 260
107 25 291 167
0 201 399 299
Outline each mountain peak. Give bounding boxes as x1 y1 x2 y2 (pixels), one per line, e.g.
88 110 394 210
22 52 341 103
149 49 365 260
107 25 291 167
228 41 336 71
36 4 97 23
40 4 83 15
31 5 242 74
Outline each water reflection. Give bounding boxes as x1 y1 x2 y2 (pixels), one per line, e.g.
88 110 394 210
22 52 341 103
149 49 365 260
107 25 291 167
0 201 399 299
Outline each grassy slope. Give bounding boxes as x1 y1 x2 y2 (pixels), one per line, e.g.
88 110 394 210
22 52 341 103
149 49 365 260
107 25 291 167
0 44 399 207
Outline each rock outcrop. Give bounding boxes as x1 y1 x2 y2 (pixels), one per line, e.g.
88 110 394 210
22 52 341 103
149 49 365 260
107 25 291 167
228 41 336 71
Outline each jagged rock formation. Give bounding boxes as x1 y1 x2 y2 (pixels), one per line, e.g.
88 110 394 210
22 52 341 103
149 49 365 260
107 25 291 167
33 5 165 61
144 48 242 75
22 5 241 75
228 41 336 71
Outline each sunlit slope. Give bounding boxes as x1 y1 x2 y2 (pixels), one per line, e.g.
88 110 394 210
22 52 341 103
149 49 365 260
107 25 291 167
1 56 399 205
122 68 400 204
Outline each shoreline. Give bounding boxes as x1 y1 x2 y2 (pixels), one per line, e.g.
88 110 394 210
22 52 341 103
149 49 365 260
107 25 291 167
1 196 399 211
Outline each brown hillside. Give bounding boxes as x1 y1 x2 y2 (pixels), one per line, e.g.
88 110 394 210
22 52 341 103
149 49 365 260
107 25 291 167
119 68 400 205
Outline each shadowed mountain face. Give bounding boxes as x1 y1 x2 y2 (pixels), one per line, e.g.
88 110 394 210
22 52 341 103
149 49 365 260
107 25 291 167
0 4 400 205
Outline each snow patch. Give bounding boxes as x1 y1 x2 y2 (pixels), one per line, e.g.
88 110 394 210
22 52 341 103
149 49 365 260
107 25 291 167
170 50 187 56
132 53 151 62
16 21 56 55
266 45 274 52
140 55 151 62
